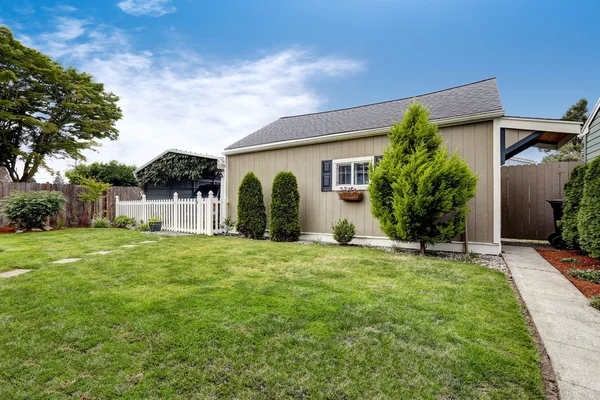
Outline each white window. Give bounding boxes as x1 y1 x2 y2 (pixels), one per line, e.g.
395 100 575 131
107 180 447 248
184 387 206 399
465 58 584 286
332 156 374 190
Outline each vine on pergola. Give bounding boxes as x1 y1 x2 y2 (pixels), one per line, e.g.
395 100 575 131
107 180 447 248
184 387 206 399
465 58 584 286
136 153 221 187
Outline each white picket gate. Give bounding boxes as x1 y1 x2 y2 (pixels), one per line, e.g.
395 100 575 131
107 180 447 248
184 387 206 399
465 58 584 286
115 192 224 235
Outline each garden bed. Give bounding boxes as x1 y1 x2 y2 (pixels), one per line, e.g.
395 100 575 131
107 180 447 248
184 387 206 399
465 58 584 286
536 249 600 298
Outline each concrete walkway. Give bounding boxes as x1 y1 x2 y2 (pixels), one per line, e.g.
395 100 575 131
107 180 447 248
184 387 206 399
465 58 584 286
503 246 600 400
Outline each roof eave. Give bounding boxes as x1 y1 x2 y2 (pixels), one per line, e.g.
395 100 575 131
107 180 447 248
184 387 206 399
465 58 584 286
580 98 600 137
135 149 223 174
223 109 505 155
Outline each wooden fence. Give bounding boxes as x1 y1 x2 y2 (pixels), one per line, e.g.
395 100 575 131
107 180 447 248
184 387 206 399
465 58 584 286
116 192 224 235
0 183 142 227
501 161 583 240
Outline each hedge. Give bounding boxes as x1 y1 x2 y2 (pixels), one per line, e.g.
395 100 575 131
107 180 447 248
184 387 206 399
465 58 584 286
269 172 301 242
559 164 588 249
578 158 600 258
2 191 66 229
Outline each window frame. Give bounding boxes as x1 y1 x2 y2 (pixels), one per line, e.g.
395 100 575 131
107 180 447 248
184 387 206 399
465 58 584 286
331 156 374 191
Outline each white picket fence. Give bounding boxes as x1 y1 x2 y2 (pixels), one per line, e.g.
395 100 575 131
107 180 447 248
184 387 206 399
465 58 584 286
115 192 224 235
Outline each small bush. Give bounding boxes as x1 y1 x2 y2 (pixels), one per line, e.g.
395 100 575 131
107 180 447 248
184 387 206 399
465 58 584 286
579 158 600 258
559 164 587 249
137 223 150 232
590 296 600 310
332 218 356 245
113 215 136 229
2 191 66 229
220 216 236 234
236 172 266 239
560 257 580 264
567 269 600 284
92 217 110 228
270 172 301 242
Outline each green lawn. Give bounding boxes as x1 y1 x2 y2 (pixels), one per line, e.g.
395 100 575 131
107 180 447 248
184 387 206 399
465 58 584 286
0 230 544 399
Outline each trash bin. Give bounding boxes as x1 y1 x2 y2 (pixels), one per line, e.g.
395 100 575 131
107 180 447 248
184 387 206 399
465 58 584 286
546 199 565 248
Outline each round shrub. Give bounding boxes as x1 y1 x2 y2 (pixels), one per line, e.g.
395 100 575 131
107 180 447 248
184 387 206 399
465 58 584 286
270 172 301 242
332 218 356 245
578 158 600 258
113 215 136 229
236 172 266 239
92 217 110 228
2 191 66 229
559 164 587 249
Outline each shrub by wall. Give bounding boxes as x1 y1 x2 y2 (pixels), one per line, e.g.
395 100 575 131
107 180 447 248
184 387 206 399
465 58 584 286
578 158 600 258
332 218 356 245
559 164 588 249
269 172 301 242
2 191 66 229
236 172 266 239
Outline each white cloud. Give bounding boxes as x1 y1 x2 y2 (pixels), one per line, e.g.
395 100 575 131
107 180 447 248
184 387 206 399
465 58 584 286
23 18 363 181
117 0 176 17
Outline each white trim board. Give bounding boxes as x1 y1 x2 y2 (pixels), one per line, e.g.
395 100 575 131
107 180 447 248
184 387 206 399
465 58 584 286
581 98 600 137
223 110 505 155
499 116 581 134
300 233 501 255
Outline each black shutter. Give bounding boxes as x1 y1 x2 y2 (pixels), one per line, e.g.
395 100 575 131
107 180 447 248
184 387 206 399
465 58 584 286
374 155 383 167
321 160 332 192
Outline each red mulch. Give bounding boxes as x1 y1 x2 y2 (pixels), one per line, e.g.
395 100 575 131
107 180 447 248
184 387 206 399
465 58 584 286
537 249 600 298
0 226 16 234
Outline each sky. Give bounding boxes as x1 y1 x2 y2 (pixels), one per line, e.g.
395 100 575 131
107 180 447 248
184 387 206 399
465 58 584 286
2 0 599 182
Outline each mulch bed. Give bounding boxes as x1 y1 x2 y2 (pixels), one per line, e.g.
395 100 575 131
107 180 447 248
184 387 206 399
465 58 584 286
537 249 600 298
0 226 17 234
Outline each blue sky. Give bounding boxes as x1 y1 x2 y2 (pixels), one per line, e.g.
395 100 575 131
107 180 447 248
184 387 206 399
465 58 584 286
2 0 599 180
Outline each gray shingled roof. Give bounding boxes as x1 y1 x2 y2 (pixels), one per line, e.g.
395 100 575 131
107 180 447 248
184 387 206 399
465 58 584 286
225 78 503 150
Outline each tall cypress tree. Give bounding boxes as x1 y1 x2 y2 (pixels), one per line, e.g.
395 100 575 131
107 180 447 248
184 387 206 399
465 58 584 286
369 102 478 254
269 172 301 242
236 172 266 239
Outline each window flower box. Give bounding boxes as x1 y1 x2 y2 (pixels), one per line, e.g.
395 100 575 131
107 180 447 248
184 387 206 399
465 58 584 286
338 187 363 202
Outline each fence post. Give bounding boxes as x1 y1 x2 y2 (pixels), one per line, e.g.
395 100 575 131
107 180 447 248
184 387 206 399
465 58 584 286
196 192 202 234
173 192 179 232
141 193 147 223
115 195 120 217
206 191 214 236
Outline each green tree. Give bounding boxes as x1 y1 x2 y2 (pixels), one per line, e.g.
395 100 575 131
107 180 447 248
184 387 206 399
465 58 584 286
53 171 66 185
269 172 301 242
559 164 587 249
66 161 137 186
369 103 478 254
0 26 122 182
236 172 266 239
541 99 588 163
578 158 600 258
79 177 111 221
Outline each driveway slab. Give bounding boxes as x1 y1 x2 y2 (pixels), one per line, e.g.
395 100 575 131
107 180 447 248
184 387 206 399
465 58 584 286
0 269 32 278
503 246 600 400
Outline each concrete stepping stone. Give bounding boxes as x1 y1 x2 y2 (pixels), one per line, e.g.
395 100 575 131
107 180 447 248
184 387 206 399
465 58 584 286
0 269 32 278
120 245 137 248
52 258 81 264
88 250 113 255
138 241 157 244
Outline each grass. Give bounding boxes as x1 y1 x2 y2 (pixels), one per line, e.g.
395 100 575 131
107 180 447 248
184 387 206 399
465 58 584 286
0 229 146 272
0 230 544 399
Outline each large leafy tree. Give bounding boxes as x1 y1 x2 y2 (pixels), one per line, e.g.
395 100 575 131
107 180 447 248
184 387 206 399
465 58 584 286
0 26 122 182
66 160 137 186
541 99 588 163
369 103 478 254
